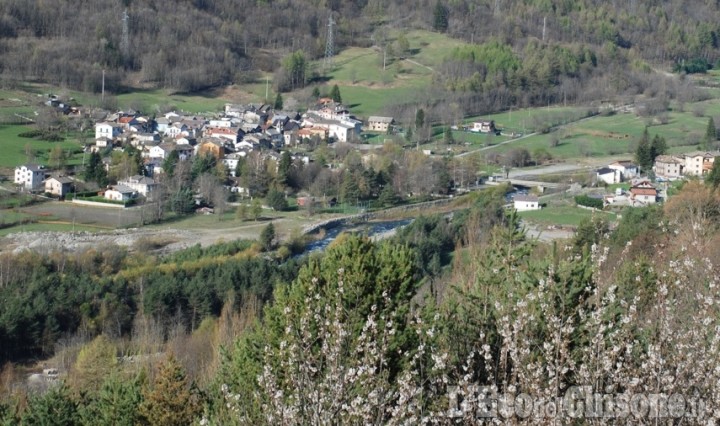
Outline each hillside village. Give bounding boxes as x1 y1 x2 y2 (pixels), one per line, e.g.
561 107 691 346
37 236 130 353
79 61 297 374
10 91 720 223
12 95 400 208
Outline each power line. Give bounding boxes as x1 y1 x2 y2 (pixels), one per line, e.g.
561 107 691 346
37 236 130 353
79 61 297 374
121 9 130 58
324 15 335 69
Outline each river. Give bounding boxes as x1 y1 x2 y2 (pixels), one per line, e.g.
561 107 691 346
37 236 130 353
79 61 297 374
304 219 413 253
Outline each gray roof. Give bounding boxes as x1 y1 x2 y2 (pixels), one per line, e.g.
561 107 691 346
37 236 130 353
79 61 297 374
47 176 73 184
111 184 136 194
514 194 539 202
122 175 156 185
368 116 394 123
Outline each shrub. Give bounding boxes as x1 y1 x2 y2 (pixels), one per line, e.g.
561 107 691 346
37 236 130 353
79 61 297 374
574 194 603 209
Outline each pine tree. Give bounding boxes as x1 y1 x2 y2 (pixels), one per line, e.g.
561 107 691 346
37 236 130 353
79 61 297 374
85 151 108 186
22 384 79 426
378 184 399 207
276 151 292 188
635 127 652 171
259 222 275 251
273 92 283 110
415 108 425 130
265 188 288 211
705 117 717 149
340 171 360 205
330 84 342 103
138 355 202 426
650 134 667 159
79 373 143 426
432 1 449 33
162 150 180 177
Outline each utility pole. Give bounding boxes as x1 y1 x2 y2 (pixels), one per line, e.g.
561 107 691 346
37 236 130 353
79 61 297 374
101 69 105 103
542 16 547 42
265 76 269 102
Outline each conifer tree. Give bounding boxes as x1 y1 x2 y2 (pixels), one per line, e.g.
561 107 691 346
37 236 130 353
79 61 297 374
635 127 652 171
260 222 275 252
329 84 342 103
650 134 667 159
79 373 143 426
22 384 79 426
705 117 717 149
273 92 283 110
138 355 202 426
433 1 449 32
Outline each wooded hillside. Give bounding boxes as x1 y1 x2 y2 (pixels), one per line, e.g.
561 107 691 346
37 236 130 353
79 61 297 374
0 0 718 97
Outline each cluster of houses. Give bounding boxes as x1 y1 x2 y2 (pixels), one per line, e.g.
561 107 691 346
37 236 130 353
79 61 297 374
652 151 720 180
595 160 662 206
91 98 376 179
14 98 398 203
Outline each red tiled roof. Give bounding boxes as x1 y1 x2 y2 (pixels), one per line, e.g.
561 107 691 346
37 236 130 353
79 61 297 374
630 187 657 196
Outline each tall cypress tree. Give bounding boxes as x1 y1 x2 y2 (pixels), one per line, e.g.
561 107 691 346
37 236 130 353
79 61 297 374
329 84 342 103
274 92 283 110
635 127 652 171
705 117 717 150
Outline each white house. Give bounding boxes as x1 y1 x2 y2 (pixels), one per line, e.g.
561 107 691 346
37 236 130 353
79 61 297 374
118 175 157 197
223 152 248 177
328 119 363 143
208 119 232 128
155 117 171 133
608 161 639 180
165 123 188 138
653 155 684 179
471 120 496 133
596 167 621 185
630 186 657 204
513 194 540 211
104 185 137 202
95 122 124 140
44 176 73 197
14 164 45 190
682 151 718 176
149 143 176 160
367 116 394 132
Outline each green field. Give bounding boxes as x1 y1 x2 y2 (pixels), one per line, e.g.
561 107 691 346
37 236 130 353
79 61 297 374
114 89 230 114
519 204 615 227
475 105 714 160
0 124 84 169
312 30 468 117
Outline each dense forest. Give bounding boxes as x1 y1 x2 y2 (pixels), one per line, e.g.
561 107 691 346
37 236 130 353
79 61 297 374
2 182 720 423
0 0 718 109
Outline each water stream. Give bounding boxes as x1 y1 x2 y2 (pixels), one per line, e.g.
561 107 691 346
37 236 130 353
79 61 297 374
304 219 413 253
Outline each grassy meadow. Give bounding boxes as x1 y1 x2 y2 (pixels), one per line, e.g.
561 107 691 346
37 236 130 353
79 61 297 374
518 204 616 227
